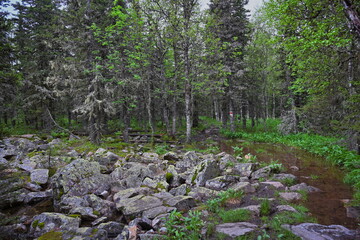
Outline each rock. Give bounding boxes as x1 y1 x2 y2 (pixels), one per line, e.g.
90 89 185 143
241 205 260 216
163 152 179 161
142 206 176 219
219 154 236 170
0 224 28 240
165 195 196 211
0 170 29 209
279 192 302 201
84 194 116 218
260 181 286 190
138 233 165 240
92 217 108 226
59 196 89 213
25 189 53 203
192 160 221 187
232 163 256 177
69 207 98 220
62 227 108 240
290 183 320 193
251 166 272 180
113 187 153 203
188 187 220 201
30 169 49 184
111 162 159 188
98 221 125 238
205 175 239 190
216 222 257 238
229 182 256 194
276 205 298 213
51 159 111 210
345 205 360 219
273 173 297 181
139 152 160 163
290 166 299 171
29 212 80 238
129 217 153 231
117 195 163 217
24 182 42 191
283 223 360 240
169 184 188 196
176 151 199 172
94 148 121 166
67 150 79 158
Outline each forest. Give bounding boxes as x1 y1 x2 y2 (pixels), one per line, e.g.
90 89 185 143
1 0 360 238
0 0 359 148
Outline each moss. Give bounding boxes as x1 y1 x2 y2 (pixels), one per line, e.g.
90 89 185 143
27 151 43 158
38 231 63 240
48 167 57 177
156 182 166 190
93 210 100 216
69 214 81 218
32 220 39 228
165 172 174 183
38 222 45 229
92 228 99 234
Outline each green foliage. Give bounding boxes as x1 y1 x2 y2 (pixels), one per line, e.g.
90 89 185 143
260 198 271 216
232 146 243 157
279 177 296 187
155 145 169 155
38 231 63 240
218 208 251 223
165 172 174 184
206 189 244 213
164 210 203 240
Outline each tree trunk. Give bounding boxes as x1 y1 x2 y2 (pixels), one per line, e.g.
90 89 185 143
229 99 235 132
343 0 360 39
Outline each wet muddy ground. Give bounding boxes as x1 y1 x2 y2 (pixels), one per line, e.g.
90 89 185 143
220 140 359 229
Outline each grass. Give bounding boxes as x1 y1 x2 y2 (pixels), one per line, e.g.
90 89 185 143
260 198 271 216
218 208 251 223
206 189 244 213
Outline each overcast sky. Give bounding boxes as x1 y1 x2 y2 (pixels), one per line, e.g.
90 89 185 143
200 0 264 16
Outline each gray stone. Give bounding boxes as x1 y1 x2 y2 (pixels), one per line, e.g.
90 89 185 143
165 195 196 211
283 223 360 240
260 181 286 190
29 212 80 238
188 187 220 201
279 192 302 201
205 175 239 190
24 182 42 192
92 217 108 226
84 194 116 218
276 205 298 213
142 206 176 219
51 159 111 210
241 205 260 216
163 152 179 161
59 196 89 213
273 173 297 181
169 184 188 196
30 169 49 184
69 207 98 220
139 233 165 240
192 160 221 187
290 183 320 193
251 166 272 180
229 182 256 194
25 189 53 203
232 163 256 177
216 222 257 238
219 154 236 170
113 187 153 203
117 195 163 217
62 227 108 240
98 221 124 238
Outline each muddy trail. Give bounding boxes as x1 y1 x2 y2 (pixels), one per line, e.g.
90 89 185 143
219 140 359 229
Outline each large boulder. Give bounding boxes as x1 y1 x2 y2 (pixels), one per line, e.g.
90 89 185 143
111 162 160 188
30 168 49 184
283 223 360 240
116 195 163 217
205 175 240 191
51 159 111 211
191 159 221 187
0 169 29 209
215 222 257 238
29 212 80 238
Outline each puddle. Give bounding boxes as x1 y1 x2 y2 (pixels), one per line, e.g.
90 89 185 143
220 140 359 229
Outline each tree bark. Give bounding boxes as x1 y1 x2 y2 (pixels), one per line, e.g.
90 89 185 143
342 0 360 39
